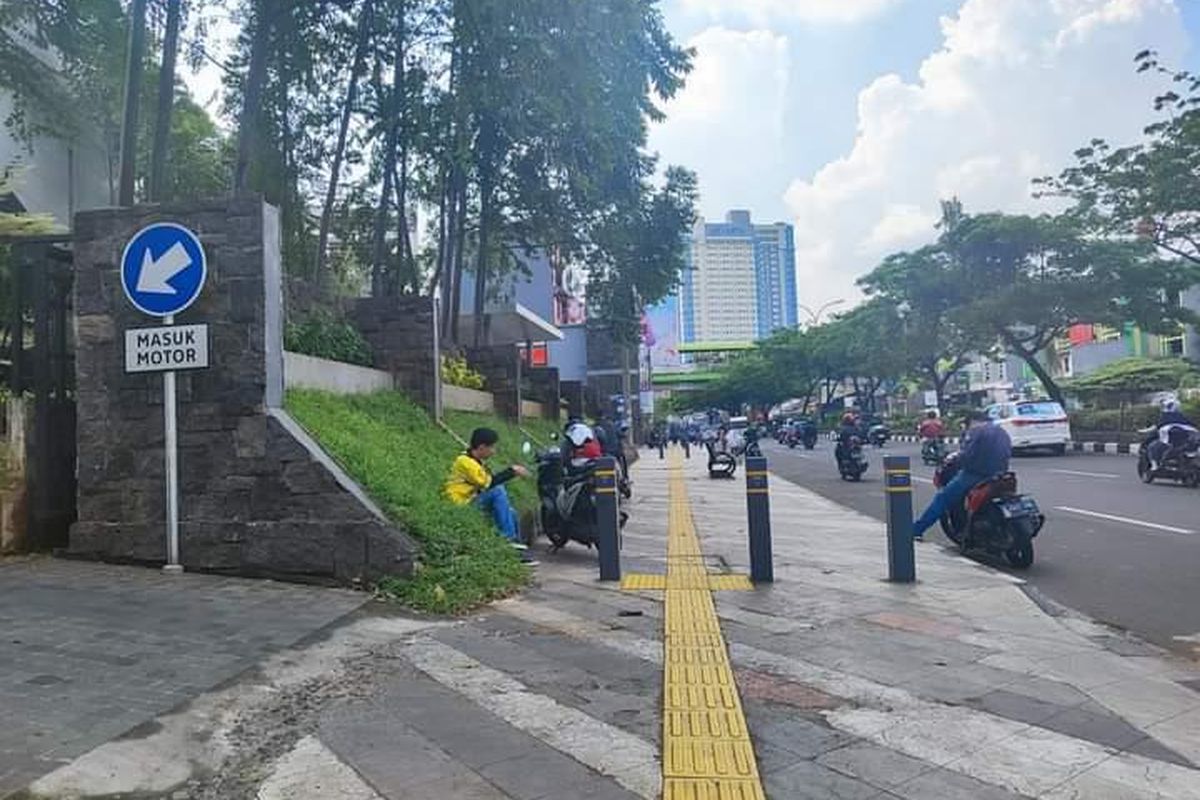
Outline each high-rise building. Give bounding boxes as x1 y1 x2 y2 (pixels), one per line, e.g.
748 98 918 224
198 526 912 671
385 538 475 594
680 210 798 344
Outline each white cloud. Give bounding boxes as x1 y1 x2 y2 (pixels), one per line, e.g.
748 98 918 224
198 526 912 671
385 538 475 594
784 0 1188 308
648 27 792 220
679 0 900 26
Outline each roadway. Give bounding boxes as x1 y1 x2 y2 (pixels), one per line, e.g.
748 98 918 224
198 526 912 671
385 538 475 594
762 438 1200 660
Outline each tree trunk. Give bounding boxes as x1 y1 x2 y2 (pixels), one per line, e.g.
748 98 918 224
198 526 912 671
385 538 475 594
371 11 403 298
117 0 148 205
449 177 468 345
315 0 375 280
234 0 275 195
149 0 182 201
471 121 496 348
1004 334 1066 407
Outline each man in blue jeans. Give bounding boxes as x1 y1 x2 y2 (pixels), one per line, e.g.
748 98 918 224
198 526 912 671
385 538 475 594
444 428 537 564
912 410 1012 542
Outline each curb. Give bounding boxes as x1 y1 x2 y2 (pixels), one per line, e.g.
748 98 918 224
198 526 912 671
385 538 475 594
889 433 1138 456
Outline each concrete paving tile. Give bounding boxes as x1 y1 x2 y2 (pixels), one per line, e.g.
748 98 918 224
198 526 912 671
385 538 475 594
763 759 887 799
890 767 1032 800
392 772 513 800
964 688 1073 726
744 701 856 759
1039 702 1152 752
477 750 619 800
816 742 933 790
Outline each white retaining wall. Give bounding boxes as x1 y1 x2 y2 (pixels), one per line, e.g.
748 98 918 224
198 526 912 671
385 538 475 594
284 351 395 394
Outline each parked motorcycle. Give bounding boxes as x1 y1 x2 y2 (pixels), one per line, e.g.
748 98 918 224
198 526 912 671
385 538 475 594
921 437 947 466
533 443 626 552
1137 426 1200 487
867 422 891 448
935 452 1044 568
837 436 869 481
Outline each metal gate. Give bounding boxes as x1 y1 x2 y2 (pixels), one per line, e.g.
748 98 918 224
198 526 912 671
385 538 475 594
8 237 76 550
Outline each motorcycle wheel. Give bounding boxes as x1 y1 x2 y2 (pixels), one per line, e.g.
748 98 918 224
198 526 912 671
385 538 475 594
1006 539 1034 569
541 507 569 550
804 442 815 450
938 514 956 540
1004 518 1037 568
1137 456 1154 484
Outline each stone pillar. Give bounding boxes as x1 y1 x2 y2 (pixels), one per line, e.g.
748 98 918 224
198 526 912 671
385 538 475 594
71 198 417 583
527 367 561 420
465 346 521 420
353 296 441 417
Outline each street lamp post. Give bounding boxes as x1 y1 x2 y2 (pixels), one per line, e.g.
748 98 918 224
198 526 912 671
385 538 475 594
799 299 846 328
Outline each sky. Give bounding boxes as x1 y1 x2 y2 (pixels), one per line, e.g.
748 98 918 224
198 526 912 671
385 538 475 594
647 0 1200 311
182 1 1200 314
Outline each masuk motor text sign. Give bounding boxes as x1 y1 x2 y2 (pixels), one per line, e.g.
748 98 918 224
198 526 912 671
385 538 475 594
125 323 210 373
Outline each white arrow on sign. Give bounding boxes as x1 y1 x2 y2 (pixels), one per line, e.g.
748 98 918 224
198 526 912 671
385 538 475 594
136 241 192 294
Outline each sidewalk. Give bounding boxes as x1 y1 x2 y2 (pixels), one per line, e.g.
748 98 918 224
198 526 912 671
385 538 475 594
15 451 1200 799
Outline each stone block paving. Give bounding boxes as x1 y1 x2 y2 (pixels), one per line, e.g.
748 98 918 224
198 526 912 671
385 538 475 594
11 449 1200 799
0 557 365 796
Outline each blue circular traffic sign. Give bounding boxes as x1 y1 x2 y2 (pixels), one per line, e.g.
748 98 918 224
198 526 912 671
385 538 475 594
120 223 208 317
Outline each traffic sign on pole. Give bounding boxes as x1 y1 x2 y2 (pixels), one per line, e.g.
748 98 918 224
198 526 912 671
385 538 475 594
120 222 207 317
120 222 208 575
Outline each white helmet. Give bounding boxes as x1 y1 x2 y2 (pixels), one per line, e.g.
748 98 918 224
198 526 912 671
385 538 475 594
566 422 595 447
1163 397 1181 413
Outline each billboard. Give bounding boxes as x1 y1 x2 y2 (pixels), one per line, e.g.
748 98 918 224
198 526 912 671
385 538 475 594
551 248 587 327
642 295 681 370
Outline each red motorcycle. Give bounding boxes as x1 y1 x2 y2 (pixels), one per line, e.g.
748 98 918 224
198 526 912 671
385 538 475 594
934 452 1044 568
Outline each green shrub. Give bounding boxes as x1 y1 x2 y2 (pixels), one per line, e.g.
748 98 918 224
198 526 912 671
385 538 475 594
285 310 373 367
286 389 533 614
1069 405 1160 432
441 354 487 390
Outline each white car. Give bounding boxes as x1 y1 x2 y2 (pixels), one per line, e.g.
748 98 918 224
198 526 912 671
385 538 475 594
986 400 1071 454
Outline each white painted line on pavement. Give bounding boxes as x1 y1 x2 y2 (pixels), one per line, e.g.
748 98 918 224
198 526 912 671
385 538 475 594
911 475 934 484
400 637 661 799
1054 506 1196 535
1049 468 1120 479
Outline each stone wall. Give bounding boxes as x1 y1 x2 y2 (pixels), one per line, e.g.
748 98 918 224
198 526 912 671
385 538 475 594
465 345 520 420
353 296 441 416
70 198 417 584
526 367 561 420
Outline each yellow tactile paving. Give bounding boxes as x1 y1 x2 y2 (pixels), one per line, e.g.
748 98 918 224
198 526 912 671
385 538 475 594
659 452 765 800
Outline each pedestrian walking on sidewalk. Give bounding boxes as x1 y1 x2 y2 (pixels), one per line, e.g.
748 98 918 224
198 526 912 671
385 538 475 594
444 428 537 564
911 410 1011 541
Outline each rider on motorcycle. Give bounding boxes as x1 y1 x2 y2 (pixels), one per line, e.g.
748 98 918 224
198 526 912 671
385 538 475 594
912 410 1012 541
1148 399 1199 470
918 410 945 458
835 410 860 466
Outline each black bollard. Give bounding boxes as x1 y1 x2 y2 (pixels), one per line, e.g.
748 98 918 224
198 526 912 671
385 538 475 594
744 456 774 583
594 456 621 581
884 455 916 583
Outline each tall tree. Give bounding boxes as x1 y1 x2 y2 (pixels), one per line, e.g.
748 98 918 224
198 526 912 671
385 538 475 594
315 0 376 281
149 0 184 201
858 245 977 412
118 0 149 205
1038 51 1200 263
944 212 1198 405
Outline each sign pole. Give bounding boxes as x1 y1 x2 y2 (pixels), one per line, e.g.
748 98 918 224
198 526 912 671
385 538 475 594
120 222 209 575
162 314 182 573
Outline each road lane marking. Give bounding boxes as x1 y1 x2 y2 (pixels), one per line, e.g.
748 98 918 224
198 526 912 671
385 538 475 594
1054 506 1196 535
1049 468 1120 479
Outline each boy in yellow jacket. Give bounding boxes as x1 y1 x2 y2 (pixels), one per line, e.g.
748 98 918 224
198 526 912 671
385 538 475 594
445 428 534 561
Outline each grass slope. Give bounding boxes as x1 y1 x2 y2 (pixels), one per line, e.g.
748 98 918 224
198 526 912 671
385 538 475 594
286 389 558 613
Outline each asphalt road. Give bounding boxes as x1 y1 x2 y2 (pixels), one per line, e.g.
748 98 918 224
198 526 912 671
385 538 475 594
762 438 1200 660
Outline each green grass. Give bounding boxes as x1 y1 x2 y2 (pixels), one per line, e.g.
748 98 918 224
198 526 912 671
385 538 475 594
285 389 559 614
